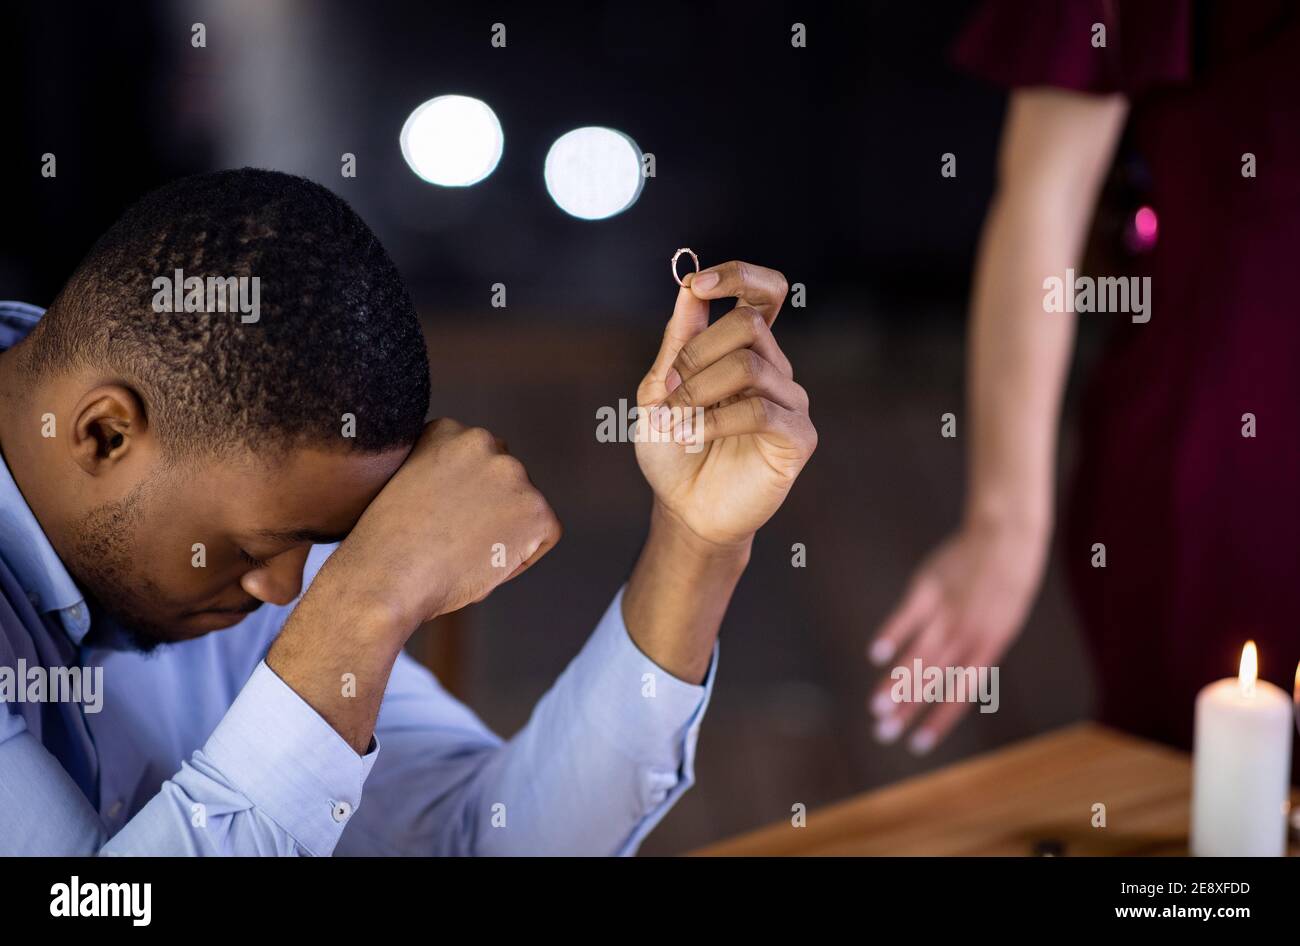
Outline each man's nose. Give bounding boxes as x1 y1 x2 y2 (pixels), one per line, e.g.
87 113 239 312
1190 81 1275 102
240 546 309 606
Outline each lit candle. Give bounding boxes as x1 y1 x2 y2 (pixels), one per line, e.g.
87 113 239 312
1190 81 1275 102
1190 642 1293 856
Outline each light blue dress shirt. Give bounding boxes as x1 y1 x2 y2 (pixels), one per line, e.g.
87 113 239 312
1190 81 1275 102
0 301 717 856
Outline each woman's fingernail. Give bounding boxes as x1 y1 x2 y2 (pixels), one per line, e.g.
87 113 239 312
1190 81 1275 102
691 270 719 291
874 716 903 744
909 730 936 756
871 692 894 717
869 639 894 666
665 368 682 393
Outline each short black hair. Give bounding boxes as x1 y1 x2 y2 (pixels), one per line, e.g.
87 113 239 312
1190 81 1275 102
24 168 430 457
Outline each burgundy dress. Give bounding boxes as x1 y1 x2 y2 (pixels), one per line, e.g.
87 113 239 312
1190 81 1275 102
954 1 1300 755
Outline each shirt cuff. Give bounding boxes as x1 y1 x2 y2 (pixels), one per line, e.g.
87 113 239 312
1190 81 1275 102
200 661 379 856
576 585 718 853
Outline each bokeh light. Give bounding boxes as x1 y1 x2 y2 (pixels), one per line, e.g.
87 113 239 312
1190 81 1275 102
543 126 644 220
400 95 504 187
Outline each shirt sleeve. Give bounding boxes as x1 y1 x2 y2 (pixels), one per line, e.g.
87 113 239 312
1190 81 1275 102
0 709 108 855
335 585 717 856
0 659 378 856
952 0 1192 95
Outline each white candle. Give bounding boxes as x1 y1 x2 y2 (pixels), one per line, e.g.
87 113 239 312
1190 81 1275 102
1191 642 1293 856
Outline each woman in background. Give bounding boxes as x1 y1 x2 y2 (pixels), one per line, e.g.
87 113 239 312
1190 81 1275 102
868 1 1300 757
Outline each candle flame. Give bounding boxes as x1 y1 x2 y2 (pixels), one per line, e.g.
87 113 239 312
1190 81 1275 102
1239 641 1258 697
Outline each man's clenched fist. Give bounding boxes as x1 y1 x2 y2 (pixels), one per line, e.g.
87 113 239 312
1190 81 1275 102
329 418 561 632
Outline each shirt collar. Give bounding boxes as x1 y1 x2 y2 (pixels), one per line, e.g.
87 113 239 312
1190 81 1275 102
0 299 45 349
0 300 92 644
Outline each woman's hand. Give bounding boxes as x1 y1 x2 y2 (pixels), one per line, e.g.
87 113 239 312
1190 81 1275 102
866 515 1050 753
864 88 1129 756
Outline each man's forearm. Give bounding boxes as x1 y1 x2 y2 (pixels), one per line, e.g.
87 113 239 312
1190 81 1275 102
265 552 407 754
621 501 750 684
258 417 563 755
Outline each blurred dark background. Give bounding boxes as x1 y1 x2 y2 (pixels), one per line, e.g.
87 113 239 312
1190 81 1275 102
0 0 1117 853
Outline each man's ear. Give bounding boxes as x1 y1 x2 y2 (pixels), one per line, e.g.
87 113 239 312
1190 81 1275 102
68 384 149 475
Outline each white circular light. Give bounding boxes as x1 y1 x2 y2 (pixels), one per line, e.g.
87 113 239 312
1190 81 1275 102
544 127 644 220
400 95 503 187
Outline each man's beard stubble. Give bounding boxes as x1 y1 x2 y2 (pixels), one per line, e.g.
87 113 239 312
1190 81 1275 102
70 483 175 653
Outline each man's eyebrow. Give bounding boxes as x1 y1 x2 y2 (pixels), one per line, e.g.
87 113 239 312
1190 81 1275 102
253 527 350 545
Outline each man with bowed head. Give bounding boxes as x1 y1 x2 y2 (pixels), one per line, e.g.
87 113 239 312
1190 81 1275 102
0 168 815 855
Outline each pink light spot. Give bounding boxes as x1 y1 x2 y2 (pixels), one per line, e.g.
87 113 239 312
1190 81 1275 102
1134 205 1158 247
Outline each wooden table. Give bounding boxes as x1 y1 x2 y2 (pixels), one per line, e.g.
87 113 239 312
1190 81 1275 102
693 722 1298 857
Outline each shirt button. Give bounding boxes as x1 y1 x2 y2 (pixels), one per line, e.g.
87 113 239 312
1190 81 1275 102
331 801 353 823
107 799 124 818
